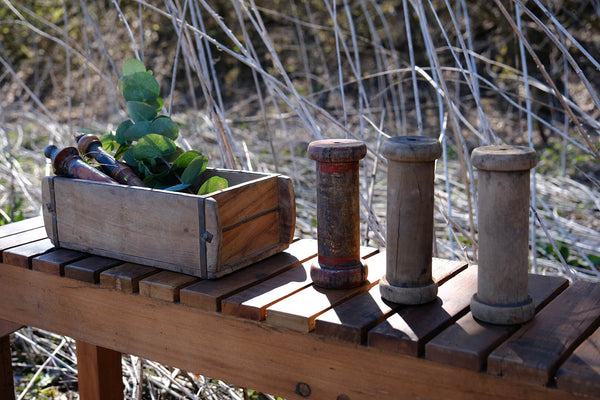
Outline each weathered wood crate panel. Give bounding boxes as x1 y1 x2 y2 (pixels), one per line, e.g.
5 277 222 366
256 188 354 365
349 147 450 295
41 168 295 278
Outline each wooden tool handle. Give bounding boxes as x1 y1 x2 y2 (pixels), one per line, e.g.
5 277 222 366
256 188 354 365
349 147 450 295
44 145 117 184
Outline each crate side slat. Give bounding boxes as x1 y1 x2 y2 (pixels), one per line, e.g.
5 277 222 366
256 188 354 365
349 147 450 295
210 176 279 229
425 274 569 371
180 239 317 312
487 280 600 385
50 178 202 272
265 250 385 333
220 210 281 266
314 258 468 343
367 266 477 356
277 176 296 244
2 239 55 269
557 326 600 398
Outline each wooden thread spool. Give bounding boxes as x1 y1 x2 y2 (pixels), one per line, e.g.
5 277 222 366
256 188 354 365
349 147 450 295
470 145 537 325
308 139 368 289
379 136 441 304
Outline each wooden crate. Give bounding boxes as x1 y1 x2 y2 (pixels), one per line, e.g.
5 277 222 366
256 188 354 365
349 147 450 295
41 169 295 279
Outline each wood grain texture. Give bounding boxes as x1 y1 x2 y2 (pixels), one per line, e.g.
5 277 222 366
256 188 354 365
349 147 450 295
221 210 281 265
0 319 22 337
75 340 123 400
487 280 600 385
180 239 317 311
221 257 315 320
0 227 48 262
138 271 199 302
2 239 54 268
0 334 15 400
266 251 386 332
557 327 600 398
425 274 568 371
210 175 278 228
315 258 468 343
32 249 87 276
0 262 590 400
0 216 43 238
100 263 160 293
64 256 122 283
277 176 296 244
367 266 477 356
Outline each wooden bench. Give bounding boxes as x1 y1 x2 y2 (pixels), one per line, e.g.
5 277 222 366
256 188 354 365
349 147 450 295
0 216 599 399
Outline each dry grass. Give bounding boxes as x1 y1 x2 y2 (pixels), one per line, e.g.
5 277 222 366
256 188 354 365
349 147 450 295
1 0 599 398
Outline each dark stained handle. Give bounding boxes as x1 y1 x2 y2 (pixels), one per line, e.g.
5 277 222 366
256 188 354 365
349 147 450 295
44 145 118 184
77 134 145 186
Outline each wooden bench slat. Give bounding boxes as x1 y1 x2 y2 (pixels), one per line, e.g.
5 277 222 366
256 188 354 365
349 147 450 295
100 263 160 293
180 239 317 311
557 326 600 398
367 265 477 356
0 319 22 337
487 280 600 385
2 239 54 268
0 227 48 262
314 258 468 343
138 271 199 302
425 274 568 371
0 216 43 238
265 251 385 333
221 257 316 320
64 256 122 283
32 249 87 276
0 334 14 400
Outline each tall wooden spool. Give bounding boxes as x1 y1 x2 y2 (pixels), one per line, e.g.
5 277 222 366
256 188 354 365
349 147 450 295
308 139 368 289
470 145 537 325
379 136 441 304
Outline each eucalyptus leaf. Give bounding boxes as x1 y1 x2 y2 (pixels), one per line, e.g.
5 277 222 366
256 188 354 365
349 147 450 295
122 58 146 76
164 146 185 163
115 120 134 144
132 134 177 162
163 183 192 192
197 176 228 195
123 121 151 142
172 150 203 169
127 101 157 123
180 155 208 185
149 116 179 140
122 72 160 103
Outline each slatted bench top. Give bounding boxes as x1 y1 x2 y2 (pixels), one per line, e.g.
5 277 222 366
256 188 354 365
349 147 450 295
0 217 599 400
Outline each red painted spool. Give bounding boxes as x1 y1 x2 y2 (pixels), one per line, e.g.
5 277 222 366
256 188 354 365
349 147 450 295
308 139 368 289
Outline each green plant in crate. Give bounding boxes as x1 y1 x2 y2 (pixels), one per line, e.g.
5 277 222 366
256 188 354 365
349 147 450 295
97 58 227 195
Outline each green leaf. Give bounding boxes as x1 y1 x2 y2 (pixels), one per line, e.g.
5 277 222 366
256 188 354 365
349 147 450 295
164 146 185 163
115 120 134 144
122 120 151 142
149 116 179 140
122 58 146 76
127 101 157 123
99 132 118 153
197 176 228 195
132 134 177 162
163 183 192 192
180 155 208 185
122 72 160 103
172 150 203 169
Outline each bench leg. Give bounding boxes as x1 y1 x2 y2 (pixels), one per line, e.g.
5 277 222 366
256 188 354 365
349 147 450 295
76 340 123 400
0 334 15 400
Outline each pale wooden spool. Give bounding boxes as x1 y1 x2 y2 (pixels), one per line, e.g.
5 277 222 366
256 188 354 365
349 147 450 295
470 145 537 325
308 139 368 289
379 136 442 304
